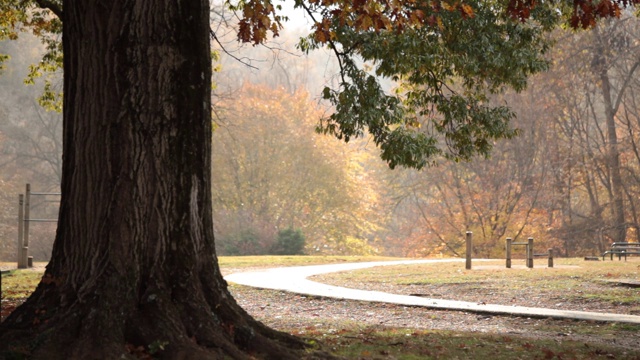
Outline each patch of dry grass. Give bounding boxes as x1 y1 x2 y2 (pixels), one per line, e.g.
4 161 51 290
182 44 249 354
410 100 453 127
296 324 640 360
218 255 403 275
312 258 640 314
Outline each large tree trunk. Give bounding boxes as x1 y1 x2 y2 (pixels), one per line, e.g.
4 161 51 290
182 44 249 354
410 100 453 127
0 1 310 358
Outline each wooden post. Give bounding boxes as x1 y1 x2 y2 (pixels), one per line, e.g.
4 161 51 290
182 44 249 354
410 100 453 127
527 237 534 268
506 238 512 268
24 183 31 267
548 248 553 268
17 194 25 269
465 231 472 270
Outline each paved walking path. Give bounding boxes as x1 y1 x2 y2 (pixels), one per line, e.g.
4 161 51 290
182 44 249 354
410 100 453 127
224 259 640 325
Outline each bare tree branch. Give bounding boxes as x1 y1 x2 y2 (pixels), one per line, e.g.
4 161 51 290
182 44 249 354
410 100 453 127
210 29 259 70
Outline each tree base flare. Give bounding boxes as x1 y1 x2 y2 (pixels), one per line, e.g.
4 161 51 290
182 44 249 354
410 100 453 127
0 268 329 360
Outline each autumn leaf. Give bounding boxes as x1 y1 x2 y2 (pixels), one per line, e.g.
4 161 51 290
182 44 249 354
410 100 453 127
356 14 374 30
442 1 455 11
314 26 327 43
460 4 474 18
235 0 283 44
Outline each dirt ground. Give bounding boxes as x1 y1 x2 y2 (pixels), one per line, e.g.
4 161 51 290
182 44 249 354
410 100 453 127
226 261 640 353
229 284 640 353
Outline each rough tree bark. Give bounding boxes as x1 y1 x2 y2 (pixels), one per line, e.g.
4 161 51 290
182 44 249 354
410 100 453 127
0 1 313 358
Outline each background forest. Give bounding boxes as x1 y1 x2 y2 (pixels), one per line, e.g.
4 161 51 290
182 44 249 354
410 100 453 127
1 15 640 261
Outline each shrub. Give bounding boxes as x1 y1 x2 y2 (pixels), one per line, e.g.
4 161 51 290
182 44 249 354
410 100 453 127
270 228 305 255
218 229 262 256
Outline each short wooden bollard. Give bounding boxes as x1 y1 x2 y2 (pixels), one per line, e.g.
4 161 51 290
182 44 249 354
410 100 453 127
465 231 472 270
548 248 554 268
506 238 512 268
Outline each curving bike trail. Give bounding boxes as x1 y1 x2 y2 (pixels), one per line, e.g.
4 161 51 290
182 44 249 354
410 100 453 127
224 259 640 325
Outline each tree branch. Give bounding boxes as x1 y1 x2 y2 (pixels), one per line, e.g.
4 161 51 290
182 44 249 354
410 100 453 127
612 60 640 114
297 2 347 85
210 29 258 70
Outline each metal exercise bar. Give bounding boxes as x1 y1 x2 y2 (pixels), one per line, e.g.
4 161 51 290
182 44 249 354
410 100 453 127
17 184 61 269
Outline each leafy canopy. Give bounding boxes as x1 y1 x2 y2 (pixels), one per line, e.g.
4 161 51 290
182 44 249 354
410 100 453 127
1 0 639 168
235 0 639 168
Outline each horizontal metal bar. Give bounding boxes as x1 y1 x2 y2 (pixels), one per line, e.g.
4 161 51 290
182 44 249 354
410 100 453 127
30 192 61 196
511 242 529 245
25 219 57 222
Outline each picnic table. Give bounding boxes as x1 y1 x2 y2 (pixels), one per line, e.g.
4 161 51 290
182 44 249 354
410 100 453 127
602 242 640 261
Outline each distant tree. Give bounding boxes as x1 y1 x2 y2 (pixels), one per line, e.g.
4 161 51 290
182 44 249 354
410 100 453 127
540 18 640 252
0 36 62 261
212 83 382 255
0 103 62 185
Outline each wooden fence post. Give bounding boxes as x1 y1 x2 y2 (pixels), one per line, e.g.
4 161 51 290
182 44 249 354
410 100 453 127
548 248 554 268
17 194 25 269
23 183 31 268
465 231 472 270
527 237 534 268
506 238 512 268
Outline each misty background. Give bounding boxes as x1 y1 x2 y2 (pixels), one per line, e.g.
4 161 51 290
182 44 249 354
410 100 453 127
2 11 640 261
